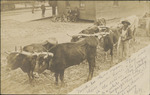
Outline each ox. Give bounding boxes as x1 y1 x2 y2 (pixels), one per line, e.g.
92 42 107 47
71 25 99 42
47 36 99 85
6 51 53 83
79 25 99 34
99 27 121 64
23 38 58 53
6 51 37 82
94 18 106 26
71 26 121 65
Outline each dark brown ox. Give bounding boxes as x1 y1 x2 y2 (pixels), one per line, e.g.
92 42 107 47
71 25 99 42
6 51 37 82
6 51 53 83
71 26 121 65
94 18 106 26
34 52 53 74
48 36 98 85
23 38 58 53
99 27 121 65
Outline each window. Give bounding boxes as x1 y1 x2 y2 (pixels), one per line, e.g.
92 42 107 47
113 0 119 7
80 1 85 8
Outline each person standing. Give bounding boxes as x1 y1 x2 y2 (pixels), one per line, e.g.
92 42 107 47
41 2 46 17
118 20 132 60
49 1 57 16
32 1 35 14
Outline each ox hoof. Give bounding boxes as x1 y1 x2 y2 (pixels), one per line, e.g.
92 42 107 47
55 82 58 86
29 80 34 85
110 63 113 67
87 78 92 81
33 73 39 78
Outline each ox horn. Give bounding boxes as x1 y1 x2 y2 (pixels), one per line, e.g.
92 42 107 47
4 51 10 55
67 33 72 37
48 52 53 57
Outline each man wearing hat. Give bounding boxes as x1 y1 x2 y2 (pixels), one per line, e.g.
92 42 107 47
118 20 132 60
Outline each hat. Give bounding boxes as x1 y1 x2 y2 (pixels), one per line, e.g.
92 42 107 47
121 20 130 25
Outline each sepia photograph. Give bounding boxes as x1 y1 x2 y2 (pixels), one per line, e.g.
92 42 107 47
1 0 150 94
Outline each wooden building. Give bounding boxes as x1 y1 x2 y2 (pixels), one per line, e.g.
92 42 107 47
57 1 150 21
1 0 34 11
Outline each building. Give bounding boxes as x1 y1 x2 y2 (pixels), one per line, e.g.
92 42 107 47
57 1 150 21
1 0 33 11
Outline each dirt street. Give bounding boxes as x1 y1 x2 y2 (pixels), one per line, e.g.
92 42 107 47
1 11 150 94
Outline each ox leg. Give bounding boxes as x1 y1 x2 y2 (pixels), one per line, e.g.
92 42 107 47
104 52 108 62
87 64 92 81
116 43 119 63
27 73 32 83
54 73 59 85
110 49 113 67
87 59 95 81
31 70 34 79
60 70 65 86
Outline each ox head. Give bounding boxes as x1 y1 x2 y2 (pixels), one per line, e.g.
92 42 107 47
6 52 20 71
70 35 83 42
94 18 106 27
34 52 53 74
98 27 112 48
80 30 89 34
6 51 37 71
42 39 58 52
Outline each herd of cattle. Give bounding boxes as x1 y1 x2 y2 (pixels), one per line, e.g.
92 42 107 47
5 15 150 86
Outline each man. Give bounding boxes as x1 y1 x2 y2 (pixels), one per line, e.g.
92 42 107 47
49 1 57 16
118 20 132 60
32 1 35 14
41 2 46 17
73 7 79 22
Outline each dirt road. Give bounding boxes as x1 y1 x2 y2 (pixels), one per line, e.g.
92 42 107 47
1 11 150 94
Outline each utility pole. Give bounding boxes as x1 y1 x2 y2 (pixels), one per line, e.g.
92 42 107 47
149 1 150 13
